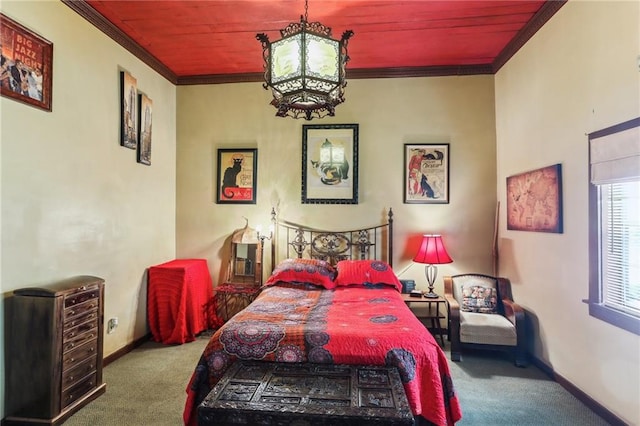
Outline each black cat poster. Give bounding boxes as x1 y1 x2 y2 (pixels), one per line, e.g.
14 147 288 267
216 148 257 204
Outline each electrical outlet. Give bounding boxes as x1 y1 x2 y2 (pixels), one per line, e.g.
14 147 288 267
107 317 118 334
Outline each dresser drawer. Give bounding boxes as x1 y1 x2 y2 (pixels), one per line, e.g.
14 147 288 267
64 308 99 329
62 355 97 391
63 340 98 370
64 287 100 309
62 372 97 409
65 298 99 322
63 319 98 352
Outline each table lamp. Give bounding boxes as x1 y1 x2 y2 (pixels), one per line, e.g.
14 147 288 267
413 234 453 298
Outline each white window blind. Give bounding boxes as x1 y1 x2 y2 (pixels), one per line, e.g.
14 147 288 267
590 124 640 184
600 181 640 317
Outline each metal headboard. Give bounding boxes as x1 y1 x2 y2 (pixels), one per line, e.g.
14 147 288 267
270 208 394 272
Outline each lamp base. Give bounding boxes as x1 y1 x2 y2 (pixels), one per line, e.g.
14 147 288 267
423 291 439 299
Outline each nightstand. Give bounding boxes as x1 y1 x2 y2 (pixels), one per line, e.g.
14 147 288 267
214 284 260 322
401 293 446 347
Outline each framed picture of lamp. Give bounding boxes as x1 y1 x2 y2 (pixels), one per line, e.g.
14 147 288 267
403 143 450 204
216 148 258 204
302 123 359 204
0 13 53 111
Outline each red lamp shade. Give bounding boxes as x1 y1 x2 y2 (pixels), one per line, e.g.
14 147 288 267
413 235 453 265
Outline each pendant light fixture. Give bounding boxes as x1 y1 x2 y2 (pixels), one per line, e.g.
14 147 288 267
256 0 353 120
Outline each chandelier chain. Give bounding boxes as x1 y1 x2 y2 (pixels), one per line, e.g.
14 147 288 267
304 0 308 22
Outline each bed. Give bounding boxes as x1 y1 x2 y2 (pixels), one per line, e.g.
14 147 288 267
183 209 462 425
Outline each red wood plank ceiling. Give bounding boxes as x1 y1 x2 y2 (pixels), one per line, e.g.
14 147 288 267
80 0 558 82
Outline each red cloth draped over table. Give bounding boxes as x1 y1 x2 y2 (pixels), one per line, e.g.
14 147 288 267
148 259 213 345
184 283 462 425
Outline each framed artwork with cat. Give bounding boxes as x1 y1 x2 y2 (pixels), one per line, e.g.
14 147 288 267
302 123 359 204
403 143 450 204
216 148 258 204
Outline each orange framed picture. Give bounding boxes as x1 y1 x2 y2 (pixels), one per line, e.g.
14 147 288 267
506 163 563 233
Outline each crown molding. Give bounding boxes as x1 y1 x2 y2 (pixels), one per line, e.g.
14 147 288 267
62 0 178 84
493 0 567 72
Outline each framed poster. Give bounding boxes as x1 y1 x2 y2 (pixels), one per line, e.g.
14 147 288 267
216 148 257 204
0 13 53 111
404 143 450 204
120 70 137 149
302 123 359 204
506 163 563 233
137 93 152 165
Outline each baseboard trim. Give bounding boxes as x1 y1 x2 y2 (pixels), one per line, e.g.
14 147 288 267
103 333 152 367
530 355 626 426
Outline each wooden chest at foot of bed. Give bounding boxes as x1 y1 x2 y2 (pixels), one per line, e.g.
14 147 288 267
198 361 414 426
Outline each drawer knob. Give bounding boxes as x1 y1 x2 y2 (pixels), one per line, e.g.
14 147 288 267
68 375 74 381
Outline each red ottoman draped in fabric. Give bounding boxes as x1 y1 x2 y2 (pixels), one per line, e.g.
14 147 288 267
148 259 213 344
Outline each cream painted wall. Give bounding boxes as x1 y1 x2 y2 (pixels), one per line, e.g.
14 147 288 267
495 1 640 424
176 75 497 301
0 1 177 419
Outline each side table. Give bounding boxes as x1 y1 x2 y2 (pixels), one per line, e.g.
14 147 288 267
147 259 213 344
402 293 446 347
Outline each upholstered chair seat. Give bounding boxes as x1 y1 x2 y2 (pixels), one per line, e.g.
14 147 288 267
460 311 517 346
444 273 526 367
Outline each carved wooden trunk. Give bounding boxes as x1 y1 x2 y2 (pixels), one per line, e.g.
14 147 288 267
198 361 414 425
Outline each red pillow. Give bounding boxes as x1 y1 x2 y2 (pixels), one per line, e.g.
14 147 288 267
264 258 337 289
334 260 402 292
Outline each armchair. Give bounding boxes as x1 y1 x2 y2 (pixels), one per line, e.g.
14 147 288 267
444 273 527 367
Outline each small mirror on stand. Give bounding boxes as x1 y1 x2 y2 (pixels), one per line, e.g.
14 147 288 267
228 220 262 287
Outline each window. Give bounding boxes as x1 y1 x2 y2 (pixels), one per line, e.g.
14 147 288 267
588 117 640 335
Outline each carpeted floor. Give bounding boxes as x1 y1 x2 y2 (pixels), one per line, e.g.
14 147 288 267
64 334 610 426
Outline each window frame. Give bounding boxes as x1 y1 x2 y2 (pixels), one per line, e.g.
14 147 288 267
587 117 640 336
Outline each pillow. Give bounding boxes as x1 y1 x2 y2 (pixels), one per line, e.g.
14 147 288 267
334 260 402 292
264 258 337 289
460 285 498 313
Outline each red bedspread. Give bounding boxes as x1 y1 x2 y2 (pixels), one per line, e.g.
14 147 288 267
184 283 462 425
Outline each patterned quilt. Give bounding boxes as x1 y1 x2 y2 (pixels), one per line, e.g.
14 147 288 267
183 283 462 425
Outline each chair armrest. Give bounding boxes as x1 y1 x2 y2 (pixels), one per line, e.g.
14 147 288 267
502 299 524 326
443 276 459 319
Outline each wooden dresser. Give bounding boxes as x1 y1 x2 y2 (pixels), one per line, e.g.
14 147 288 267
4 275 106 425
